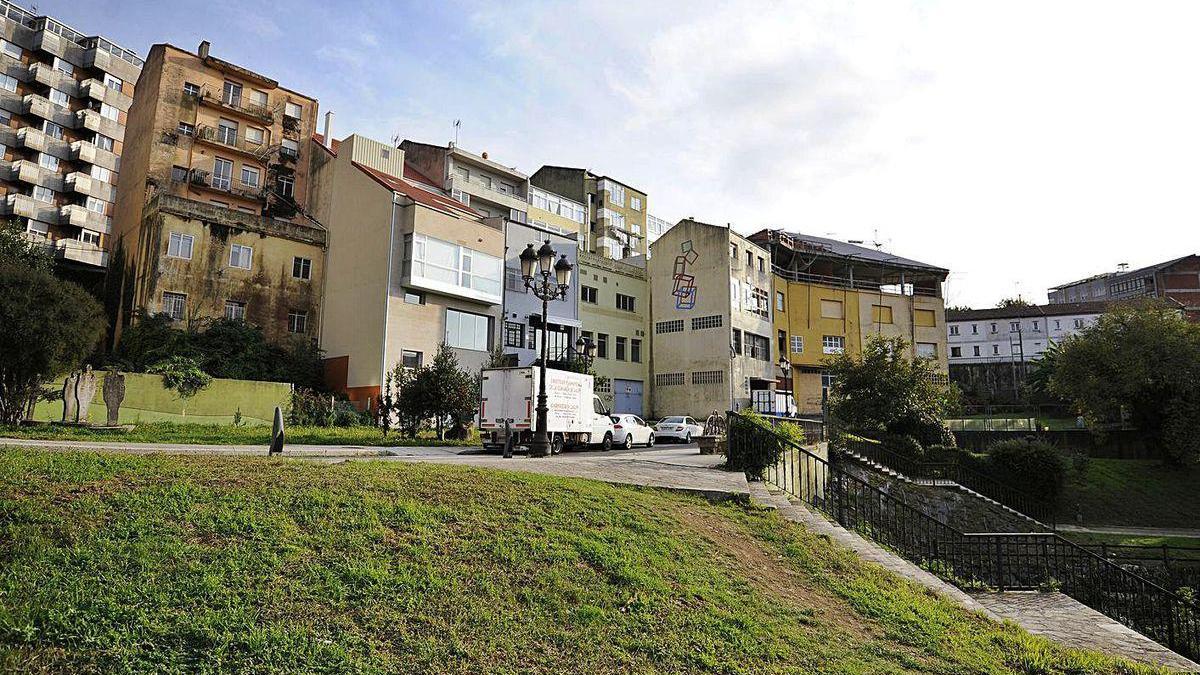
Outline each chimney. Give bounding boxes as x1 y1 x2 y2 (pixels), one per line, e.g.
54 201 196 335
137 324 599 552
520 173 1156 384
322 111 334 149
481 151 489 160
198 40 210 59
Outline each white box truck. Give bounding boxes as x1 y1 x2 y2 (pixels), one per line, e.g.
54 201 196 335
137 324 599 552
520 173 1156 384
479 366 615 454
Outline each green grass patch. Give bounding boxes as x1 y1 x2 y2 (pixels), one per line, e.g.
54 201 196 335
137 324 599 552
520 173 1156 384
0 449 1164 673
1063 532 1200 557
0 422 477 447
1057 458 1199 528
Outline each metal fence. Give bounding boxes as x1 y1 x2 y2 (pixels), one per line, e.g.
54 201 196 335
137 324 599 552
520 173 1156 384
728 411 1200 662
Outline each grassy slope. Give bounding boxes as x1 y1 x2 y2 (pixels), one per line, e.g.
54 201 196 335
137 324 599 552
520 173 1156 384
1057 458 1200 528
0 422 476 447
0 450 1162 674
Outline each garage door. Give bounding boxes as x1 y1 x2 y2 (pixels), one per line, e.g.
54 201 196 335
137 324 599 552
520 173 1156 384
613 379 643 415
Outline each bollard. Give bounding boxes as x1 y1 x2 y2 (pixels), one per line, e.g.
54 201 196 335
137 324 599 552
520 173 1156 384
269 406 284 456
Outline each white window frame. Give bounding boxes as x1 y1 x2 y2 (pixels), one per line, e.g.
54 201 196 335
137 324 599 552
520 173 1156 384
240 165 260 188
822 335 846 355
32 185 55 203
85 196 107 214
0 74 16 93
0 39 21 60
99 103 119 121
245 126 264 144
212 157 233 190
90 165 112 183
49 88 70 107
444 308 490 352
790 335 804 354
285 101 302 118
162 292 187 320
229 243 253 269
167 232 194 260
224 300 246 321
104 73 122 91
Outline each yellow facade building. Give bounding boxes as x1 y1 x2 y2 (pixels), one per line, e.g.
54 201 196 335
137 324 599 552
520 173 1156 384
750 230 949 415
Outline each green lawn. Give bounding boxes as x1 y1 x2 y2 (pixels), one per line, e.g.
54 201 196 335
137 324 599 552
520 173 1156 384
1057 458 1200 528
0 449 1162 673
1063 532 1200 559
0 422 477 447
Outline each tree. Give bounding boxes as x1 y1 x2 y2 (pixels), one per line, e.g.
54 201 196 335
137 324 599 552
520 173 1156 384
1050 304 1200 466
0 218 54 274
825 335 958 453
148 356 212 399
420 343 477 439
996 297 1031 308
0 263 106 425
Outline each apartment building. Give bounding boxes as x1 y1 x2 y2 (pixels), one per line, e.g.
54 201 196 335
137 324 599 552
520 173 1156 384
645 213 671 255
112 41 323 343
400 140 529 221
577 250 650 416
1048 255 1200 320
310 133 503 408
530 166 648 261
0 0 141 272
527 183 587 238
498 218 580 367
749 230 949 416
648 219 775 419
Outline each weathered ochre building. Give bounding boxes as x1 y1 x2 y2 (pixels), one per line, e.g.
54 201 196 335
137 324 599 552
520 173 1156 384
530 166 648 260
576 250 650 416
112 41 324 343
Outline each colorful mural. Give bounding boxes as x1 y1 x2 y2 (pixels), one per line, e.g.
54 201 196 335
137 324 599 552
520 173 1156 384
672 240 698 310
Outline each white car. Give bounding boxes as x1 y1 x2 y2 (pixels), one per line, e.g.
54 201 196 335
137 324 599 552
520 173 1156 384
654 416 704 443
610 414 655 449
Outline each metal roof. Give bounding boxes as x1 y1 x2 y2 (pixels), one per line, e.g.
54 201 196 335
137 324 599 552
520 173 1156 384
756 229 949 275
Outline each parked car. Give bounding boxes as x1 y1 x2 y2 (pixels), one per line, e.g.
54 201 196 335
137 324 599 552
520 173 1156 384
654 416 704 443
611 414 655 449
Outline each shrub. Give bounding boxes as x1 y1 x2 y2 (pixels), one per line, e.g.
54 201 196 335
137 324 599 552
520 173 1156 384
148 356 212 400
986 438 1067 503
727 410 804 480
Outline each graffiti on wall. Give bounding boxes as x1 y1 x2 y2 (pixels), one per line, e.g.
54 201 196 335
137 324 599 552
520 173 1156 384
672 240 698 310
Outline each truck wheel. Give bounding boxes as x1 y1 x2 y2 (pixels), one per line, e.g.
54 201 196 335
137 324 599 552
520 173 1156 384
551 435 564 455
601 433 613 452
623 434 633 450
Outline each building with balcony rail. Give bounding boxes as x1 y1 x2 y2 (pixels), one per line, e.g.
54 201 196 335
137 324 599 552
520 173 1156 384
1047 255 1200 321
111 40 322 345
400 140 530 222
309 133 504 410
747 229 949 415
0 0 141 272
530 166 649 261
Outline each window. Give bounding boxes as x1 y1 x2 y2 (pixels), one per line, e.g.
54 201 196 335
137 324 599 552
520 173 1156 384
732 328 742 355
38 153 59 170
1032 320 1041 331
241 165 260 188
971 324 978 334
277 174 294 198
691 315 723 330
91 165 112 183
655 319 684 334
52 57 73 75
746 250 753 268
292 256 311 280
992 345 1000 355
973 345 981 357
631 338 642 363
288 310 308 334
692 370 723 385
80 230 100 246
94 134 115 151
616 293 635 312
757 256 765 272
248 89 268 107
820 299 844 319
222 80 242 106
183 82 200 98
730 243 738 260
914 309 937 327
224 300 246 320
285 101 302 118
990 322 997 333
0 74 16 93
949 325 960 336
630 196 641 211
746 333 770 360
104 74 123 91
655 373 685 387
86 197 107 214
778 330 787 354
750 288 770 318
0 39 21 59
616 336 627 361
171 165 188 183
1054 320 1061 330
177 121 195 137
580 285 597 303
873 305 894 324
212 158 233 190
608 182 625 205
32 186 55 203
821 373 836 400
42 121 64 139
776 292 785 312
229 243 253 269
404 292 424 305
1009 321 1020 332
162 292 187 320
245 127 264 144
790 335 804 354
281 138 299 157
25 220 49 236
822 335 845 355
99 103 119 121
49 88 70 107
916 342 938 359
402 350 422 369
0 109 9 125
504 321 524 348
217 118 238 145
445 309 489 351
167 232 194 259
1073 318 1084 329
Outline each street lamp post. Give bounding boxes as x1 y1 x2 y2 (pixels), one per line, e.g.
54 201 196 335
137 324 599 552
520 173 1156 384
520 240 573 458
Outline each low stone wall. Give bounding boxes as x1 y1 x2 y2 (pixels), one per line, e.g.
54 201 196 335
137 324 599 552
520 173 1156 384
953 429 1158 460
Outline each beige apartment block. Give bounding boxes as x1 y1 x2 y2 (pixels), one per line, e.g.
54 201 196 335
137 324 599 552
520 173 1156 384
0 0 141 272
577 250 650 416
111 40 323 344
309 134 504 409
530 166 648 261
648 219 776 419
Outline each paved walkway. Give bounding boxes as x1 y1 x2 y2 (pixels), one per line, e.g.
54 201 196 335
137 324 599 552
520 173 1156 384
749 483 1200 672
1059 524 1200 539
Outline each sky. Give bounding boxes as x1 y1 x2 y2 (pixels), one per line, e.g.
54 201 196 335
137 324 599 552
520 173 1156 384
50 0 1200 308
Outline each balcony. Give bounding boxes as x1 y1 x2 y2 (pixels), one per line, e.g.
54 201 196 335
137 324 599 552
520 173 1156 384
187 169 266 203
69 139 117 171
30 28 70 61
78 78 132 110
446 175 528 214
197 87 275 125
22 93 75 128
82 43 142 85
60 204 110 233
194 124 270 160
11 159 64 191
27 62 76 93
3 193 60 223
55 239 108 267
64 171 93 196
74 108 123 139
16 126 47 152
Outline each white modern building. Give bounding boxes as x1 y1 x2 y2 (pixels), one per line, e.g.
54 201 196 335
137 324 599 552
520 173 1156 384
945 301 1108 364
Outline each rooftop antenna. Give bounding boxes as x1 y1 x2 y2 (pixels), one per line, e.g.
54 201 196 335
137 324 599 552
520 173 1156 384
1117 262 1129 272
452 119 461 146
390 133 401 148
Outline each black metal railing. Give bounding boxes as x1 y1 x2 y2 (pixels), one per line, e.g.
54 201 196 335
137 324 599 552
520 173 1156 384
729 412 1200 661
840 435 1056 528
